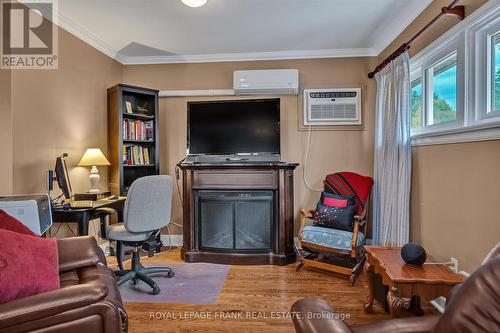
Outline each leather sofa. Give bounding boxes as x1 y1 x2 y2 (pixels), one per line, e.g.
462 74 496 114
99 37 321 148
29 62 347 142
292 256 500 333
0 236 128 333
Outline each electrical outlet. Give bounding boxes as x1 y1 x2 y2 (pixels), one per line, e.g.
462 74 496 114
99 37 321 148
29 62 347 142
450 257 458 273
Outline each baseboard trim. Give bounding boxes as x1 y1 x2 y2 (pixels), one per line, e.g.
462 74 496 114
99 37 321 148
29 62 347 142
161 234 183 247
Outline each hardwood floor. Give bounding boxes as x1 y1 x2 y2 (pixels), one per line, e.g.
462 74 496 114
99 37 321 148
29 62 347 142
110 249 390 333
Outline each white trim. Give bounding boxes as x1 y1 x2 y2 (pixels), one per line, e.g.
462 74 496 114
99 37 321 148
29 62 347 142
159 89 235 97
55 10 377 64
161 234 183 247
51 1 432 65
411 123 500 146
410 0 500 145
119 48 377 65
57 12 122 62
371 0 434 55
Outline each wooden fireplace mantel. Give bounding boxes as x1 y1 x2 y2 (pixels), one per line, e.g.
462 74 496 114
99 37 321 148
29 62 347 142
180 162 298 265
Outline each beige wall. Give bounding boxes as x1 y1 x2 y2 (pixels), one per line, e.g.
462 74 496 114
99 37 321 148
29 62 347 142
411 141 500 272
5 19 122 239
122 58 378 233
9 27 122 195
0 67 12 194
4 0 496 271
381 0 498 272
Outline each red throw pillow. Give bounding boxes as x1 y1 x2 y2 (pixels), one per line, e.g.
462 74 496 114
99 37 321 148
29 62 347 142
323 197 348 208
0 212 59 304
0 209 37 236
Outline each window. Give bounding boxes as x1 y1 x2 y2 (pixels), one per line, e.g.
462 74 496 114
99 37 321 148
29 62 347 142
491 33 500 113
411 78 423 128
429 53 457 125
409 0 500 145
410 47 462 135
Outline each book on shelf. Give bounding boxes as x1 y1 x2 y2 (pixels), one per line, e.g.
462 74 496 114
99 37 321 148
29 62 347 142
125 101 133 114
122 119 154 141
123 145 153 166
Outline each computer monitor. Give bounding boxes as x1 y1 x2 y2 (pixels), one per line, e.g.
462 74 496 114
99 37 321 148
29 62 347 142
55 153 72 200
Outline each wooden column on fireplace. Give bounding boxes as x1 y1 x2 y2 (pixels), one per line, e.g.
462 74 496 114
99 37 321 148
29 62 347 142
180 162 298 265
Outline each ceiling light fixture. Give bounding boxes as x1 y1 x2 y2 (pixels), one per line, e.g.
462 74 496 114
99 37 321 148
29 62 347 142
180 0 207 8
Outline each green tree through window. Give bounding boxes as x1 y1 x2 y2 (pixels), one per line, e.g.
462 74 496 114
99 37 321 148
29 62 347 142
433 93 455 123
411 79 422 128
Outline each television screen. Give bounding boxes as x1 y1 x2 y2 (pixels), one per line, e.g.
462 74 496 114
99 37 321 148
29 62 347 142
188 99 280 156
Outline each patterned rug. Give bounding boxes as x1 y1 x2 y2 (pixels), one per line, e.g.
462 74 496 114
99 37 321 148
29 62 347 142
119 263 230 304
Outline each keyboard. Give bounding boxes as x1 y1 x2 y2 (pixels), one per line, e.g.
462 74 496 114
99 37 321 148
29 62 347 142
70 200 94 209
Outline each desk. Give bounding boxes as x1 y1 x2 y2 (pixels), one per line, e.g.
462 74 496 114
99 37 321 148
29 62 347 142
364 246 465 317
51 197 126 236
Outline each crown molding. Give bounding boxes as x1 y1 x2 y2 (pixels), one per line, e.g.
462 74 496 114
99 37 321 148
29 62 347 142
57 12 123 62
53 0 436 65
371 0 434 55
56 11 377 64
119 48 378 65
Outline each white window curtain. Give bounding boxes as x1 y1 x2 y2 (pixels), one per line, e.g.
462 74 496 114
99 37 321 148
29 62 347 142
373 51 412 246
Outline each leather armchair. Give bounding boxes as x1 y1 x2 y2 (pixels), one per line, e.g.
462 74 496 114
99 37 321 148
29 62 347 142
0 236 128 333
292 257 500 333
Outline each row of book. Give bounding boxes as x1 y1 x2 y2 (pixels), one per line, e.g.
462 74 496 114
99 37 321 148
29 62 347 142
122 145 154 165
122 119 154 141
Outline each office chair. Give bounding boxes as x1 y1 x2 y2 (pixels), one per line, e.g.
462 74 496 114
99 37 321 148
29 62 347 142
107 175 175 295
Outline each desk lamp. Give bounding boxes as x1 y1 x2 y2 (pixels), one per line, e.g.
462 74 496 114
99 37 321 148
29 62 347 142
78 148 111 193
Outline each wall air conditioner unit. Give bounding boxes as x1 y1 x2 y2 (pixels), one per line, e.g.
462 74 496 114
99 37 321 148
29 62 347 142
303 88 362 126
234 69 299 95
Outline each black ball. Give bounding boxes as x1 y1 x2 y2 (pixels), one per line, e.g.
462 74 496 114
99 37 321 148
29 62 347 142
401 243 427 266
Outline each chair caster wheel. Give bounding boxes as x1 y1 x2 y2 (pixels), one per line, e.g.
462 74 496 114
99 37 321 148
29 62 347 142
152 286 160 295
167 271 175 278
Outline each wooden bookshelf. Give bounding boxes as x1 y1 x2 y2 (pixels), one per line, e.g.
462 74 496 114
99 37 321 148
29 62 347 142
107 83 160 195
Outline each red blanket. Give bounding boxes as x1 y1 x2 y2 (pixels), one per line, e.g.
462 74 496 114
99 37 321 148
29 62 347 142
324 172 374 213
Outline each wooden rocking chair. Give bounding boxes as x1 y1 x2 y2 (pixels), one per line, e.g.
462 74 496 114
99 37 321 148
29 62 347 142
296 172 373 286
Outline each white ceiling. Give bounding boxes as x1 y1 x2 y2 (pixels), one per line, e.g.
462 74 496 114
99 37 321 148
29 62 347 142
52 0 433 64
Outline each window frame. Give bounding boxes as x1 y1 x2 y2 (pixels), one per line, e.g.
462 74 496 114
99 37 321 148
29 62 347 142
410 36 464 137
487 30 500 116
409 1 500 146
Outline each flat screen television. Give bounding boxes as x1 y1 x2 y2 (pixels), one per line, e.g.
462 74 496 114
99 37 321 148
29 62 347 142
187 99 280 162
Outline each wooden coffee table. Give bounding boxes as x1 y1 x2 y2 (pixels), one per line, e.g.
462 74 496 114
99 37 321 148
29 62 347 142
363 246 465 317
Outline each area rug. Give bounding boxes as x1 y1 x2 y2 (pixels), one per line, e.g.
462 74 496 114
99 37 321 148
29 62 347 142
119 263 229 304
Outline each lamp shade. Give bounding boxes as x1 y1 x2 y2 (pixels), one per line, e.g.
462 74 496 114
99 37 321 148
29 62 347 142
78 148 111 166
